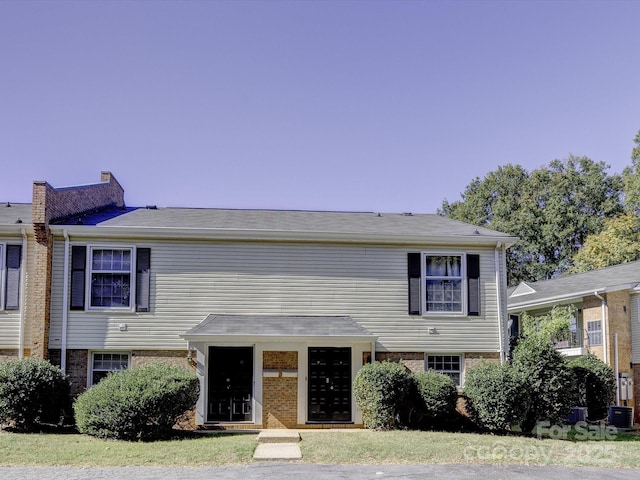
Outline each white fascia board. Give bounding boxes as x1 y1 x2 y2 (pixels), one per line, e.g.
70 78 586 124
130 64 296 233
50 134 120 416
51 225 518 247
180 334 377 344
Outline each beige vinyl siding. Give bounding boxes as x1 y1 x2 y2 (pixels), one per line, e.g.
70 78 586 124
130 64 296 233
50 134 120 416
632 293 640 364
49 239 502 353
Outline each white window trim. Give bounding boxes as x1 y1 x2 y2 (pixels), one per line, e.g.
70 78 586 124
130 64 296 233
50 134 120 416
422 252 467 316
425 353 464 387
587 319 603 346
86 245 137 312
88 351 131 386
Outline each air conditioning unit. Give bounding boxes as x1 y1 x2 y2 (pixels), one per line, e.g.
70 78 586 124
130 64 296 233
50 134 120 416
609 406 634 430
565 406 588 424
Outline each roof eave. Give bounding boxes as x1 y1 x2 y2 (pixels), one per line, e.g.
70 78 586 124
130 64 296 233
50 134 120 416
180 333 377 343
50 225 518 246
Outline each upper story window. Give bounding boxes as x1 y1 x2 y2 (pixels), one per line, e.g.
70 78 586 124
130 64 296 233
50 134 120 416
90 248 132 308
70 245 151 312
407 252 480 316
425 255 463 313
587 320 602 346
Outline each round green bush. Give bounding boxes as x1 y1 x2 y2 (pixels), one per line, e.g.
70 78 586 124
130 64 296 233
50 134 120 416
0 358 71 432
73 363 199 440
412 370 458 428
568 354 616 421
353 361 413 429
463 361 525 432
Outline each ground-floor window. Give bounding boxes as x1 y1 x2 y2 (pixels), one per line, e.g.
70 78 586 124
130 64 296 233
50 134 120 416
90 352 130 385
587 320 602 346
425 354 462 386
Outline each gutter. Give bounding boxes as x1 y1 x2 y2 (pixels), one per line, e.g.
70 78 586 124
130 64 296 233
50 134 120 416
594 290 608 365
495 242 505 363
61 230 70 374
18 228 27 359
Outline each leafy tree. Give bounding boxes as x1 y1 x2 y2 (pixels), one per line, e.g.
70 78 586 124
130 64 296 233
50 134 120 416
569 214 640 273
441 156 623 285
520 305 575 345
622 129 640 216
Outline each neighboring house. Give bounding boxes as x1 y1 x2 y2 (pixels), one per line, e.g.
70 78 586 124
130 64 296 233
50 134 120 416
0 202 29 360
507 262 640 421
2 172 517 429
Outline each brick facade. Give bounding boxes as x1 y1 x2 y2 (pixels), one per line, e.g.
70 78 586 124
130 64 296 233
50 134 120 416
262 351 298 428
28 172 125 360
375 352 425 372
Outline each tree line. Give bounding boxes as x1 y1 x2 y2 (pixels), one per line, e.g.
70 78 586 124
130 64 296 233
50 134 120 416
440 130 640 286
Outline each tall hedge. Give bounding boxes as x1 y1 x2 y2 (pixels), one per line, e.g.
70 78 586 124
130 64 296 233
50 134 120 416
353 361 413 429
512 337 576 432
74 363 199 440
568 354 616 420
0 358 71 432
412 370 458 428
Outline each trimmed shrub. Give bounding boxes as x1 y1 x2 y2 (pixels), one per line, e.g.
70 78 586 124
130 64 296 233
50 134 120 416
74 363 199 440
353 361 413 429
464 361 525 432
568 354 616 421
411 370 458 428
0 358 71 432
512 337 576 432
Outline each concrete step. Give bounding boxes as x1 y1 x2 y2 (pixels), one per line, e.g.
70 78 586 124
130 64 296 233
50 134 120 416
257 429 301 444
253 442 302 460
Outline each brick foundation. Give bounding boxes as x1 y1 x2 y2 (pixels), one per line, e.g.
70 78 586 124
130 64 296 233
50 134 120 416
0 349 19 361
376 352 425 372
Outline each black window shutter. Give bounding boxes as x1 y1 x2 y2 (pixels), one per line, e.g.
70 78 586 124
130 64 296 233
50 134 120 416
5 245 22 310
70 246 86 310
136 248 151 312
467 254 480 316
407 253 421 315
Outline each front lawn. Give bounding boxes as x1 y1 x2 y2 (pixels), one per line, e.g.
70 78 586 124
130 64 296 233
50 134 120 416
1 428 639 468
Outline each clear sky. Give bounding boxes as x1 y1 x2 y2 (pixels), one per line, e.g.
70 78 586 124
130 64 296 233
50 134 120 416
1 0 639 214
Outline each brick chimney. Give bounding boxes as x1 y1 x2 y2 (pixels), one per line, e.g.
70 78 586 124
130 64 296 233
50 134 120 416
28 172 125 358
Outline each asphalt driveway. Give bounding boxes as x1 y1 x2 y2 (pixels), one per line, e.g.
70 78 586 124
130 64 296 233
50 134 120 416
1 463 639 480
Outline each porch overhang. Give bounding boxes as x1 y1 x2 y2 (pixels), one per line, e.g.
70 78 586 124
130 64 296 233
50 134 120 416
180 314 377 343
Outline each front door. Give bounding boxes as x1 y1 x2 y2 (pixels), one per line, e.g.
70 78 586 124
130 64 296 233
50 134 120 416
208 346 253 422
308 347 352 422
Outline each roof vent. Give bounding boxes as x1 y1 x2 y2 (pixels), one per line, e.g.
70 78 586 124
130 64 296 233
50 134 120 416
6 202 11 207
146 205 158 210
403 212 413 216
15 217 22 224
473 229 480 235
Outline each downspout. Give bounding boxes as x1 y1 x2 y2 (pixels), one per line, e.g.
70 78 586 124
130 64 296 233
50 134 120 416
495 242 505 363
18 229 27 359
61 230 70 375
594 290 608 365
371 340 376 362
614 333 620 406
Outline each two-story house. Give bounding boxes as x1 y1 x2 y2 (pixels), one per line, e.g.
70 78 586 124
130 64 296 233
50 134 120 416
1 172 517 429
507 262 640 421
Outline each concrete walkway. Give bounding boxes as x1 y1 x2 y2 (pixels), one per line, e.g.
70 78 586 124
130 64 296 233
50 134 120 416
253 429 302 460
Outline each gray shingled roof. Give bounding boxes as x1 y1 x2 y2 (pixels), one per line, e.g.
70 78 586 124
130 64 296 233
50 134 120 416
56 205 516 240
508 260 640 310
182 315 375 339
0 203 31 227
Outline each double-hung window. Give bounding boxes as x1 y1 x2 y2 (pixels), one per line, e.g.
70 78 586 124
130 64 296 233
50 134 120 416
424 255 464 313
70 245 151 312
408 252 480 316
426 354 463 386
587 320 602 346
90 352 130 385
90 248 133 308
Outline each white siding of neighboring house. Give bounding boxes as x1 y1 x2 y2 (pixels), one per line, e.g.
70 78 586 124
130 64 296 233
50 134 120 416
631 292 640 364
49 238 503 353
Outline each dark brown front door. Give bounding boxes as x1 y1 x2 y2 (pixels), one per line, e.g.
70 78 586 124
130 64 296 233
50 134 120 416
208 346 253 422
308 347 352 422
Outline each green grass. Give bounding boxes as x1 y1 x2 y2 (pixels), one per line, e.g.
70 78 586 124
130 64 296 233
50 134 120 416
1 428 639 468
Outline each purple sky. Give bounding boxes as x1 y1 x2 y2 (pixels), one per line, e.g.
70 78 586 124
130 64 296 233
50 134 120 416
1 0 639 214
